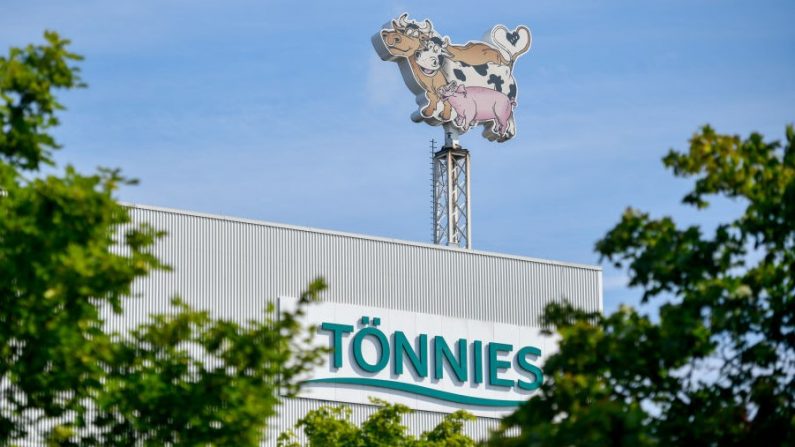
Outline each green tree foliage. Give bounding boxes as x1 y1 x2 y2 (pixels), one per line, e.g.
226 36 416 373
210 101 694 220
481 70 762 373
1 32 325 446
490 125 795 446
277 399 477 447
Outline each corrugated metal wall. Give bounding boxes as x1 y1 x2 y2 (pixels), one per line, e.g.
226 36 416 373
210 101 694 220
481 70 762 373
101 204 601 444
123 205 601 326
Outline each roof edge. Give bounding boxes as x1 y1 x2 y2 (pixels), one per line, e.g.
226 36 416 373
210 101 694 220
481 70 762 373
122 202 602 272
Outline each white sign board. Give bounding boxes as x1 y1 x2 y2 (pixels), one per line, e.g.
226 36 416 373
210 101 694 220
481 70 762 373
281 298 556 417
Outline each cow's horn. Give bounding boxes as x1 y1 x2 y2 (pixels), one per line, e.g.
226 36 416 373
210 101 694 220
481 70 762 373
397 13 408 28
418 19 432 32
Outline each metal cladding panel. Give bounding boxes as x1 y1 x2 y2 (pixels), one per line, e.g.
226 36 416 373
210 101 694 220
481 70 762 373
124 204 601 326
107 204 602 444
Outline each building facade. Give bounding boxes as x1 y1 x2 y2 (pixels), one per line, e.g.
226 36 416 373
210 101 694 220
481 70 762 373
117 204 602 443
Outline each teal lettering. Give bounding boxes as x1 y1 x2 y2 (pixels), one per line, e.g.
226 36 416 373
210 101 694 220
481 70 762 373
488 342 514 388
434 336 468 382
393 331 428 377
472 340 483 384
323 319 536 395
516 346 544 390
320 322 353 368
352 326 390 373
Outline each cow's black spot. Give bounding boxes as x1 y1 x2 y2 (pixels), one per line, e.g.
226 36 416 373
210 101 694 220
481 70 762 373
430 36 444 46
508 83 517 99
453 69 466 81
473 64 489 76
506 31 520 46
460 62 470 67
488 74 504 92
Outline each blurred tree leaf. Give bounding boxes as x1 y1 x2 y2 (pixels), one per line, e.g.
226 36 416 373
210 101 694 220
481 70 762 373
278 398 477 447
1 32 326 446
491 125 795 446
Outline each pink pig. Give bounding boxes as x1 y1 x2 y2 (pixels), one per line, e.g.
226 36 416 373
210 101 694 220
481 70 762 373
437 81 516 136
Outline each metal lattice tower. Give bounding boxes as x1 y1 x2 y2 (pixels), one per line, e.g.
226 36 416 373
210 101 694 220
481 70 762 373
432 127 471 249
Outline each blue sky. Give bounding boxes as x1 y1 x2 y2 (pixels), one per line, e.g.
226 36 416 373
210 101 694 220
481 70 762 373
2 0 793 313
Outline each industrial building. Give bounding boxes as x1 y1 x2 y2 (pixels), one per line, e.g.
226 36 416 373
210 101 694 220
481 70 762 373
120 204 602 443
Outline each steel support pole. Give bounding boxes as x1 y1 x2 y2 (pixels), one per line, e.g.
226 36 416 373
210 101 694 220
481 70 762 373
447 150 455 246
432 145 471 249
465 153 471 249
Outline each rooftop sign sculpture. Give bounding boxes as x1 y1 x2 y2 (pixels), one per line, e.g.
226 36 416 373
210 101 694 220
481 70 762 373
373 13 532 142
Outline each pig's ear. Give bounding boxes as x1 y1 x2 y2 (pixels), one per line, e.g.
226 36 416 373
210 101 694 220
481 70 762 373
456 84 466 96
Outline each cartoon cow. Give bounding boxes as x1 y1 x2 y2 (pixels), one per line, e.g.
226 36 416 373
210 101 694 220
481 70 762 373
374 14 532 142
413 33 525 139
444 25 530 97
437 81 515 137
377 15 453 120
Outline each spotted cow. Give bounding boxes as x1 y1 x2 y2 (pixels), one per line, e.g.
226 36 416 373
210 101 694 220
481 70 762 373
375 14 531 141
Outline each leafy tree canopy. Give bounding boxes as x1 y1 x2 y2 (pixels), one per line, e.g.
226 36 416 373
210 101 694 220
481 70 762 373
1 32 325 446
278 399 477 447
490 125 795 446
